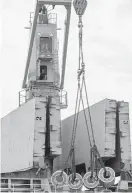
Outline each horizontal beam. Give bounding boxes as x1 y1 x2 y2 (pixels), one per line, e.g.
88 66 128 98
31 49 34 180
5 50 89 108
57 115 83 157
38 0 72 6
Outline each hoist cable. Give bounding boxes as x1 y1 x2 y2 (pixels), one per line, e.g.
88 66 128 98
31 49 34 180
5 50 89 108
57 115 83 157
71 80 84 147
69 79 84 177
83 76 96 145
61 10 105 178
90 148 94 177
71 148 76 181
79 16 84 65
80 76 92 148
77 15 105 174
78 15 94 148
61 80 84 179
91 156 95 178
79 25 81 70
62 78 84 172
78 15 96 151
71 85 80 146
63 84 80 168
95 153 99 180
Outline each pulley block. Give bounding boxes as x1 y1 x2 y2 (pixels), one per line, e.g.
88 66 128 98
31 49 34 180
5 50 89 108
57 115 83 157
73 0 88 15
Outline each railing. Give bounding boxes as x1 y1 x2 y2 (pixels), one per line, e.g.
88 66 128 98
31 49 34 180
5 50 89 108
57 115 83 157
18 88 68 109
2 183 132 192
0 178 51 193
18 90 26 106
0 183 48 192
60 90 68 109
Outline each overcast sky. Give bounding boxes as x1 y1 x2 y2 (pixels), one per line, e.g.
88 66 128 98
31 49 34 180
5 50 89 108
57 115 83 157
1 0 132 136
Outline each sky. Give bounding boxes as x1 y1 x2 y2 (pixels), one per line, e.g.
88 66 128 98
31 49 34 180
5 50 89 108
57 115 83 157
1 0 132 136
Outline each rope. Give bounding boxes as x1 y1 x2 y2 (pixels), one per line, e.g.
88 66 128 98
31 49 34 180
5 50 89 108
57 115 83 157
71 79 83 147
78 20 81 70
61 10 106 178
77 15 106 174
62 76 83 173
71 85 80 146
80 77 92 148
84 76 96 145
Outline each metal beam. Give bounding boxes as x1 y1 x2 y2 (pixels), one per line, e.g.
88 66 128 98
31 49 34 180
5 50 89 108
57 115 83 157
22 0 40 88
60 5 71 89
38 0 72 6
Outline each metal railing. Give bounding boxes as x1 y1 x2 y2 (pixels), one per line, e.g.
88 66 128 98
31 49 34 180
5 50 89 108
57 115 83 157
18 90 26 106
60 90 68 109
18 88 67 109
0 183 50 193
1 181 132 192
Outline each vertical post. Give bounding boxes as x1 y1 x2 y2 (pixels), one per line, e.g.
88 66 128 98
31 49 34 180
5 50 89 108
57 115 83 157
45 96 53 181
8 178 11 193
45 159 53 181
45 96 51 157
71 148 76 181
30 178 33 192
115 102 121 174
66 91 68 107
18 91 20 106
60 90 62 105
12 184 14 193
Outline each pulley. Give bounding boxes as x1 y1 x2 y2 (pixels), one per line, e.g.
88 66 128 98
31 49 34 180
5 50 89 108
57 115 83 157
68 173 83 190
51 170 68 187
98 167 115 187
73 0 88 15
83 172 99 189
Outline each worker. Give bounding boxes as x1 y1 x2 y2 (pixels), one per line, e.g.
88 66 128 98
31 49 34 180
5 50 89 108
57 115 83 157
39 68 47 80
39 5 48 24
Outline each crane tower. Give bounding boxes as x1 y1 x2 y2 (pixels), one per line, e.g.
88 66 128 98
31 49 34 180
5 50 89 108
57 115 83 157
1 0 72 191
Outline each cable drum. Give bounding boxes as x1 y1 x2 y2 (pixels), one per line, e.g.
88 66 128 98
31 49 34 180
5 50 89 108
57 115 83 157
68 173 83 190
98 167 115 187
51 170 68 187
82 172 99 189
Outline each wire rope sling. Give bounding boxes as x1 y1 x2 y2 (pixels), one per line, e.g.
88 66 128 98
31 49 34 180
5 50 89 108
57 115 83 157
51 0 115 190
72 0 100 190
72 0 115 190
